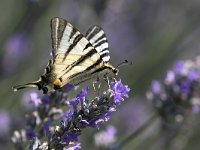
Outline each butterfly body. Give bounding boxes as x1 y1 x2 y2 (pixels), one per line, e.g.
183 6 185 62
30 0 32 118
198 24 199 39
13 17 118 93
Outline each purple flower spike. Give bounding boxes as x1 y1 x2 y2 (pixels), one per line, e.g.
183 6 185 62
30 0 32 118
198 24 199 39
76 87 89 102
62 131 80 145
111 79 130 105
67 88 89 107
68 98 80 107
41 95 50 105
63 84 75 92
61 109 74 122
43 118 51 133
66 142 81 150
26 128 36 140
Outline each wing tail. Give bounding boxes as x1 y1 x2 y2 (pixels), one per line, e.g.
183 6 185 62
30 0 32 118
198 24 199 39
12 80 42 92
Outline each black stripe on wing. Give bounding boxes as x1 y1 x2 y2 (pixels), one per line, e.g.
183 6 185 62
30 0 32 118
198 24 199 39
68 58 102 80
59 46 100 82
85 25 110 63
62 33 84 61
51 18 68 57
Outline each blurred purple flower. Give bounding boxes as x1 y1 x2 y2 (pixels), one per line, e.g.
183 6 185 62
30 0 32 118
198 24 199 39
29 92 40 107
188 69 199 81
94 125 117 148
22 91 40 109
165 70 175 84
41 95 50 105
117 100 149 131
3 33 31 74
179 79 191 95
191 98 200 114
150 80 162 94
192 105 200 114
26 128 36 140
111 79 130 105
147 57 200 127
0 110 11 136
43 118 51 133
173 60 184 74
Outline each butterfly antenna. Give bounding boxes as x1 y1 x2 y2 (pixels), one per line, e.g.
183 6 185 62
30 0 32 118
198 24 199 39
12 81 41 92
116 60 132 69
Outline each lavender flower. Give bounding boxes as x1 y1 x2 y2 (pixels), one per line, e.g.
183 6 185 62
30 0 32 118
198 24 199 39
26 128 36 140
111 79 130 105
94 125 117 148
22 90 41 109
12 79 130 149
0 110 11 136
146 57 200 126
3 33 32 74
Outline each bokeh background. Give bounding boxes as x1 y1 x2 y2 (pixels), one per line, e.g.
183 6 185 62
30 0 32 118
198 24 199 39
1 0 200 149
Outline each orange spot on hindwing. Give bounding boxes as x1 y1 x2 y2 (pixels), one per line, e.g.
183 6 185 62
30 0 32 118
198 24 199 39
53 79 62 87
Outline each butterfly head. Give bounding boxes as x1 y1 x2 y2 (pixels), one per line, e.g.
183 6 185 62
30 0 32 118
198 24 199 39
103 63 119 79
113 68 119 76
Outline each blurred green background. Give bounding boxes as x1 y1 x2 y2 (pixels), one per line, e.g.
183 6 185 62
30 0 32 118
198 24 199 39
1 0 200 149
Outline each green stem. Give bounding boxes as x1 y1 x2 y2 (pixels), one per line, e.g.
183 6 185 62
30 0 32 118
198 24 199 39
112 113 157 150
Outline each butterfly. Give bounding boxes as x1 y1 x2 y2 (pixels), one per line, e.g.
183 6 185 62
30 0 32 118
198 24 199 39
13 17 118 94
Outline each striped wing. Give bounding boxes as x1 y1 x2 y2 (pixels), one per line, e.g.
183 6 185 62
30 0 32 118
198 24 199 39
50 18 104 86
85 25 110 63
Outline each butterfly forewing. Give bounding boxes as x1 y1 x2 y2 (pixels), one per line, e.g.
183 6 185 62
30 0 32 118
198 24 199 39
85 25 110 63
51 18 105 86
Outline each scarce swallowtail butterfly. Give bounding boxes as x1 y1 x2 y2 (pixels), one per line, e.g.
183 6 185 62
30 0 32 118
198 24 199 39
13 17 118 93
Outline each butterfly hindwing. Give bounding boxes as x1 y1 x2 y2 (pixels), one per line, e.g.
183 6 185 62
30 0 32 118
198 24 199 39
85 25 110 63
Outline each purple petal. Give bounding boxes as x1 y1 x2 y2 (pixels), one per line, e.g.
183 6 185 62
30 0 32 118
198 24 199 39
188 69 199 81
150 80 161 94
61 109 74 122
41 95 49 105
63 84 75 92
76 87 89 101
173 60 184 74
43 118 51 133
26 128 36 140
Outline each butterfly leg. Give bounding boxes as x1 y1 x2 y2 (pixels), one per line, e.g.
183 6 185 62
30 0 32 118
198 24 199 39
103 74 111 89
93 76 101 91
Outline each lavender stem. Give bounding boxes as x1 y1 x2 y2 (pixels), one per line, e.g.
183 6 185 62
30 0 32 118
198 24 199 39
112 113 157 150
